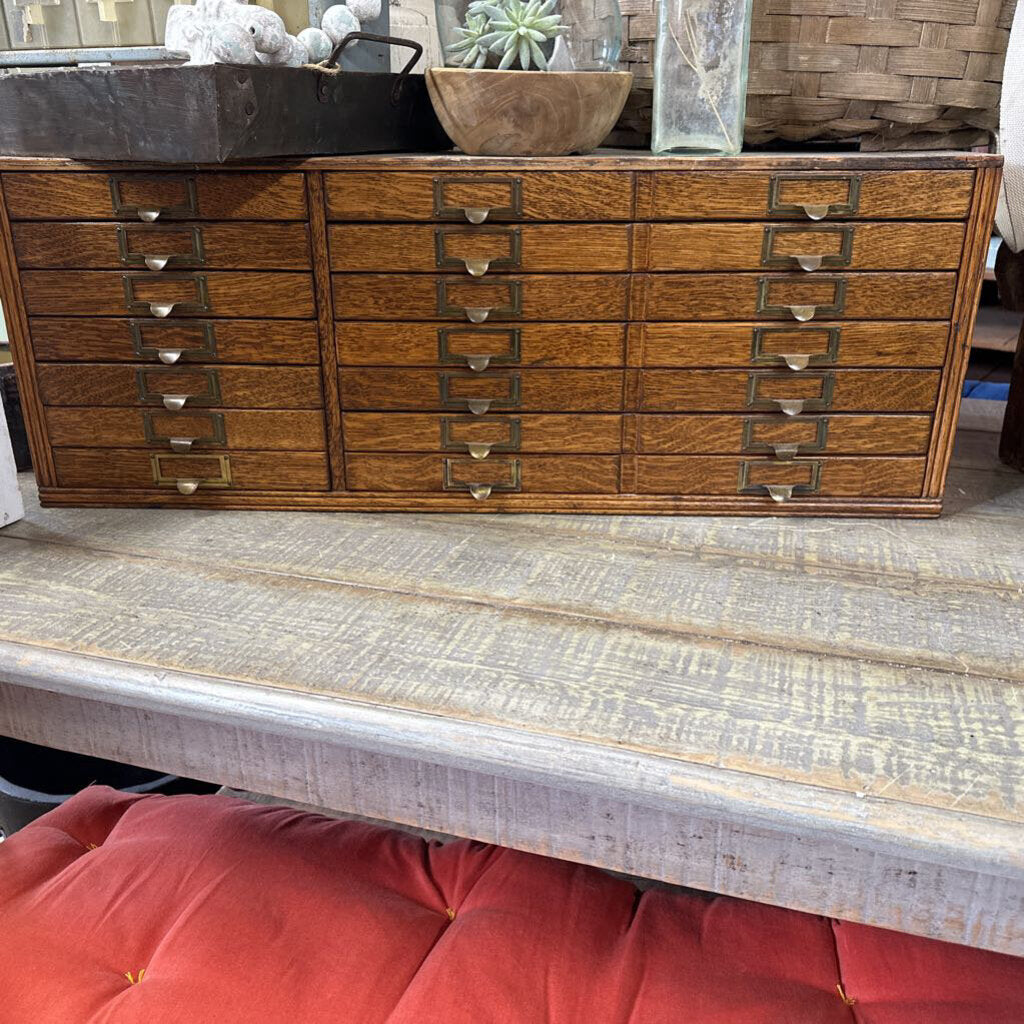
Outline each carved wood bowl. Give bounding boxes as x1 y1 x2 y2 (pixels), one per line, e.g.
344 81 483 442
425 68 633 156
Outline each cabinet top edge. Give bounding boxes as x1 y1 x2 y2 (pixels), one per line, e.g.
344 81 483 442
0 149 1003 173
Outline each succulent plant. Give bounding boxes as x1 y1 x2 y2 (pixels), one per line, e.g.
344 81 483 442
446 0 565 71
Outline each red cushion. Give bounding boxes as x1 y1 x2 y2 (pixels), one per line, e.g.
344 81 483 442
0 787 1019 1023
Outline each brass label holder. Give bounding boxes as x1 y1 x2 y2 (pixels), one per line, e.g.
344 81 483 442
143 410 227 449
766 174 862 219
136 366 222 407
117 225 206 268
109 174 199 220
737 459 823 497
741 416 829 456
750 326 841 367
745 371 836 413
130 320 218 362
760 224 855 269
122 272 211 316
432 176 524 221
150 453 232 489
440 416 522 453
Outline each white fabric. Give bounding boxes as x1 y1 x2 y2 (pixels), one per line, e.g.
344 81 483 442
997 1 1024 251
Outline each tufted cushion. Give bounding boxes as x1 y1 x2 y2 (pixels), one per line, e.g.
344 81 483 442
0 787 1020 1023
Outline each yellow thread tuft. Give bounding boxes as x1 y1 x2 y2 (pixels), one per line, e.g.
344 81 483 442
85 843 99 851
124 970 146 986
445 907 456 922
836 983 856 1007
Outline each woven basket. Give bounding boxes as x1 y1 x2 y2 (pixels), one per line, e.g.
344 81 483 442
609 0 1018 150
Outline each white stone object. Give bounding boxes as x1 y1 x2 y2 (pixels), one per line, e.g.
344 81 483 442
298 26 333 62
0 394 24 530
211 21 258 63
257 33 308 65
345 0 380 22
321 3 360 45
164 0 296 65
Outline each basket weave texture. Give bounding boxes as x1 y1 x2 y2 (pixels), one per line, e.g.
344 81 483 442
609 0 1018 149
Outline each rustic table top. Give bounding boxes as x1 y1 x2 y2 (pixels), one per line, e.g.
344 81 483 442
1 428 1021 953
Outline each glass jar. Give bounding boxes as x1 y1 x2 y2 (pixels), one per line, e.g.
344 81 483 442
434 0 622 72
652 0 753 154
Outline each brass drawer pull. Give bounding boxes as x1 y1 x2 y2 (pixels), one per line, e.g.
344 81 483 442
438 327 521 368
131 321 218 364
150 453 232 492
436 279 523 321
109 174 199 221
143 410 226 450
767 174 862 220
439 372 521 414
122 273 211 317
433 176 524 223
443 457 522 497
761 225 855 271
746 371 835 415
756 277 847 321
137 367 222 408
434 227 523 276
117 225 205 270
738 459 823 501
750 327 840 368
741 416 829 458
441 416 522 453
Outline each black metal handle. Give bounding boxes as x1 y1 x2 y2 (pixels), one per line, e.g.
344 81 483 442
323 31 423 75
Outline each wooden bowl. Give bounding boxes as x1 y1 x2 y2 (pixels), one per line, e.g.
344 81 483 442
425 68 633 156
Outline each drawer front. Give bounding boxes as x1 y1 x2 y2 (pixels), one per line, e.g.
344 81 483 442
53 448 329 491
337 322 626 369
345 454 620 494
12 222 311 271
634 456 926 497
329 224 631 274
343 413 623 453
642 273 955 321
333 274 629 322
644 222 964 272
339 369 624 412
2 172 308 221
639 369 940 413
29 318 320 365
37 364 324 409
21 271 315 319
646 170 975 221
45 407 327 452
325 171 634 222
639 322 949 369
636 414 932 456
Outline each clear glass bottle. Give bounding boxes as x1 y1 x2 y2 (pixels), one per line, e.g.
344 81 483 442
652 0 753 154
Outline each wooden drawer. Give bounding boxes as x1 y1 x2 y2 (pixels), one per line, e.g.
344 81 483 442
2 172 307 221
329 224 631 274
337 322 626 369
343 413 623 453
644 170 975 221
642 222 964 272
333 274 629 322
21 271 315 319
639 369 940 413
12 222 311 271
29 318 320 365
339 369 624 412
45 408 327 452
345 454 620 494
37 364 324 409
633 456 926 498
325 171 634 222
641 272 955 322
639 322 949 369
53 449 329 492
636 414 932 456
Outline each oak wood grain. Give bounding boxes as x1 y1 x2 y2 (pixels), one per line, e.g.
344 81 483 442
337 322 627 368
324 171 635 222
342 413 624 453
639 322 950 368
37 364 324 409
333 273 630 322
640 272 956 321
339 369 625 412
1 172 308 221
644 170 976 220
45 408 327 452
20 271 316 319
12 221 312 271
345 453 620 493
642 221 965 272
634 456 926 496
53 448 329 491
28 317 320 364
328 224 632 273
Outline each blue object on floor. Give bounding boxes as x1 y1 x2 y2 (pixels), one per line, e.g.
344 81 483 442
962 380 1010 400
